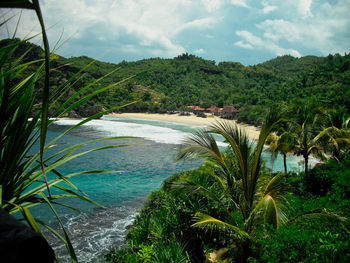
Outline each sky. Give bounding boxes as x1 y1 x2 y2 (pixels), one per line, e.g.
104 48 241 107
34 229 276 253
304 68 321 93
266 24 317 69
1 0 349 65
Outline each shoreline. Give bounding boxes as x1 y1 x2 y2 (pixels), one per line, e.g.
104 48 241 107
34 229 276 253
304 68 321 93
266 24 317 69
107 112 260 141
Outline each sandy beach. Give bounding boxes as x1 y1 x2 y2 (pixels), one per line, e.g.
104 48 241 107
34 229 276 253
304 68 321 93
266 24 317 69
108 112 260 140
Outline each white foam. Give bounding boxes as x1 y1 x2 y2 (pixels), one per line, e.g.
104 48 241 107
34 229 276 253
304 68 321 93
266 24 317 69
54 118 190 145
51 207 139 263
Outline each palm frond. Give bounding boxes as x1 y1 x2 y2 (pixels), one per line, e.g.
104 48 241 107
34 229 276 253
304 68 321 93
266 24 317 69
287 208 347 225
0 14 138 262
247 173 289 230
251 108 283 191
177 130 225 167
263 195 278 229
263 173 289 199
171 176 236 220
39 192 78 263
192 212 249 238
247 194 288 231
209 120 252 181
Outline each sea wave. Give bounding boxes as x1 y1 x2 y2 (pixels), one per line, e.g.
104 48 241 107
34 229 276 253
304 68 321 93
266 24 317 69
54 118 228 147
54 118 191 145
50 206 139 263
54 118 315 171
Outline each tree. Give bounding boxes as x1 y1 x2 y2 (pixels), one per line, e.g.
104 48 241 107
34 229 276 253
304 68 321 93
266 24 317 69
287 100 326 180
316 108 350 162
174 109 287 260
142 91 151 101
265 122 296 173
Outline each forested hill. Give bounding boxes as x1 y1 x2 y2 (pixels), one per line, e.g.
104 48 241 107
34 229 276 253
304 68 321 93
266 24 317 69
3 39 349 125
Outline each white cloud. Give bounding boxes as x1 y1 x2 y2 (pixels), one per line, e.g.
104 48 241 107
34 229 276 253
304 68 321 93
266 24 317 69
261 1 277 14
1 0 213 58
262 5 277 14
236 31 263 46
235 30 302 57
201 0 224 12
1 0 349 64
175 17 219 34
257 19 301 42
285 49 302 58
194 48 206 54
230 0 248 8
234 40 253 49
235 0 350 57
262 0 313 18
297 0 313 18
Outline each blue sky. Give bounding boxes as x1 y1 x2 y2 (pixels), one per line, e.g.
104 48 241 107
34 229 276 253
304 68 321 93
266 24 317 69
1 0 349 65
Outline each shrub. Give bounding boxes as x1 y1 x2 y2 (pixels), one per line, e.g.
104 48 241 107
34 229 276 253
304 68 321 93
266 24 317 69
105 166 229 262
251 225 350 263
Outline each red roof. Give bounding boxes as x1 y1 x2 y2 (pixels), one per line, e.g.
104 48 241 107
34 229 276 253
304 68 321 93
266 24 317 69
222 106 239 113
186 105 205 111
186 105 196 109
193 106 205 111
207 106 218 112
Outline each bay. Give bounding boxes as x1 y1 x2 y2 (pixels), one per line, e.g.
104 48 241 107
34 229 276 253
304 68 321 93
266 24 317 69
33 116 314 262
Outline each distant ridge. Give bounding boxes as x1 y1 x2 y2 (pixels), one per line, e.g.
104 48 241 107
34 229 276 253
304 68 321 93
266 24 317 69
2 38 349 125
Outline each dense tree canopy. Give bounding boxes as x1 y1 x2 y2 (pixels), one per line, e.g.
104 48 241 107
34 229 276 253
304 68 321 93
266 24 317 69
1 39 349 125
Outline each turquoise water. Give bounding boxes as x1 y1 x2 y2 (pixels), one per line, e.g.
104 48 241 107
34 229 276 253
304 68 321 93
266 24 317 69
35 116 314 262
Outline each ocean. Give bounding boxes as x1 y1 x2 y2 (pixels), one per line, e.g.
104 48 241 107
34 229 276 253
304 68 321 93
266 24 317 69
32 116 313 262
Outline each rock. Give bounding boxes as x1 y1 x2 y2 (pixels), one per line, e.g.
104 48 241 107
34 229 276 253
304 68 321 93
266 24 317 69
75 105 104 118
67 110 81 118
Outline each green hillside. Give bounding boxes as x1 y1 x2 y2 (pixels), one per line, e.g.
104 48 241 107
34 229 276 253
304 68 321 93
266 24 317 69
2 39 349 125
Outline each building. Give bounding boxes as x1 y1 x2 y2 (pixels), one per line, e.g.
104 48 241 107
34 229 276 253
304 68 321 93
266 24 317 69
186 105 205 115
221 105 239 119
187 105 238 119
207 105 222 116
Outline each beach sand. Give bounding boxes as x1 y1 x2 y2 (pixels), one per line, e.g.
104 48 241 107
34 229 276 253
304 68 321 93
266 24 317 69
108 113 260 140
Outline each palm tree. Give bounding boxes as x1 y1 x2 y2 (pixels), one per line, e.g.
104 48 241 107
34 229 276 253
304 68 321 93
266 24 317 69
287 100 326 179
265 122 296 173
174 109 287 260
316 108 350 162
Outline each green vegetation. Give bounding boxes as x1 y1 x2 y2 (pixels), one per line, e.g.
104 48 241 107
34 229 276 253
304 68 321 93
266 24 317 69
106 156 350 262
0 3 135 262
174 109 287 261
2 40 349 125
106 105 349 262
256 156 350 263
105 166 221 263
1 6 349 262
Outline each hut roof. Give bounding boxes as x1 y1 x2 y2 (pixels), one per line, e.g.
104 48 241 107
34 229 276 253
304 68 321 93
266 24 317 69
193 106 205 111
186 105 196 109
222 105 239 113
207 106 218 112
